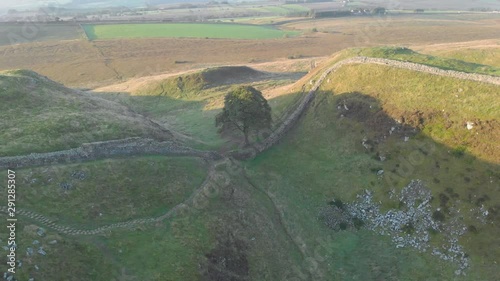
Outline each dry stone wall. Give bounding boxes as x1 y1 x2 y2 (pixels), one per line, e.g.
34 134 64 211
0 137 221 169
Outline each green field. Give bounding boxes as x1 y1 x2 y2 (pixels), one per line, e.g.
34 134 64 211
82 23 300 40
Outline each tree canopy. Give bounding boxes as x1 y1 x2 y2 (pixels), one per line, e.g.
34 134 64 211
215 86 272 145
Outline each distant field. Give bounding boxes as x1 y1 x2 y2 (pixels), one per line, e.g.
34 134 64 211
250 4 310 15
0 23 83 46
2 14 499 88
82 23 300 40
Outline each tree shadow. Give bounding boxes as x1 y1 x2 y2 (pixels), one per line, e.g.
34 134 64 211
89 81 309 152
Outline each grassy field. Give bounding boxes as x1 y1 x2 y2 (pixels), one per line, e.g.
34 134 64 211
82 23 300 40
0 214 116 280
103 212 213 281
7 156 206 225
0 23 83 46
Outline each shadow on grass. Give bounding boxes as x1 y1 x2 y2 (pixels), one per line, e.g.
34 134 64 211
91 85 308 153
246 90 500 279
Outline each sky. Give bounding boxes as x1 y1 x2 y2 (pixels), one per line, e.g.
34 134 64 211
0 0 72 10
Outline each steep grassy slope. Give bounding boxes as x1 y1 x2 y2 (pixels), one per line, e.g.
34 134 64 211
320 63 500 163
245 50 500 280
97 66 302 150
0 70 175 156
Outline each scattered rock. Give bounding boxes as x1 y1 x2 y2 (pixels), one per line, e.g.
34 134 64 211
71 170 86 180
404 136 410 142
37 247 47 256
36 228 46 237
466 121 474 130
320 180 469 273
60 182 72 190
377 170 384 176
32 240 40 245
48 240 58 245
26 247 34 256
389 127 396 135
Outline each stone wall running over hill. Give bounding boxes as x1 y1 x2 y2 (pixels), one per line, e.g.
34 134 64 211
359 57 500 85
2 57 498 165
252 56 500 156
0 138 221 169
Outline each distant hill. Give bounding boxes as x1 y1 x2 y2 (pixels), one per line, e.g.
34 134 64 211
135 66 266 98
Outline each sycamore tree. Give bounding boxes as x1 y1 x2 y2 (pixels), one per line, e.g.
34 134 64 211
216 86 272 146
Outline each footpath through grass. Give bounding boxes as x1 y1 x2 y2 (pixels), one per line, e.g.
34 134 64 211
82 23 300 40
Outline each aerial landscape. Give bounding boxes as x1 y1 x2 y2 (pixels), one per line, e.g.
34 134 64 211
0 0 499 280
